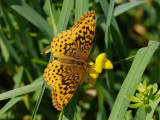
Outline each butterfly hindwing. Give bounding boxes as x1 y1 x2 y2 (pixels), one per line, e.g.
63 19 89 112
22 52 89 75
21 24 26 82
44 60 83 110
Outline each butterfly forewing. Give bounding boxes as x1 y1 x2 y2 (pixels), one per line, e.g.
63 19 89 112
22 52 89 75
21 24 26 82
51 11 96 61
72 11 96 60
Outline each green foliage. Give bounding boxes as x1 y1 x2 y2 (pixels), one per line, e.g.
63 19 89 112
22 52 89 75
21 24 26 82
0 0 160 120
127 81 160 109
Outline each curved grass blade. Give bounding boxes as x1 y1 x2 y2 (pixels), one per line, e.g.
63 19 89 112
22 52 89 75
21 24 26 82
31 81 46 120
75 0 89 22
0 96 23 116
4 0 53 40
114 1 146 17
56 0 74 34
146 97 160 120
0 31 21 64
47 0 57 36
108 41 160 120
0 66 24 116
0 77 44 101
99 0 117 104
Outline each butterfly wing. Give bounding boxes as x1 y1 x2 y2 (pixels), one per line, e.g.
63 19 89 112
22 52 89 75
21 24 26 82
51 11 96 61
44 60 83 110
72 11 96 60
51 30 81 60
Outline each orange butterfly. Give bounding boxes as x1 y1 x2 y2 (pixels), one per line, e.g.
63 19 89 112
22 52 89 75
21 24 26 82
44 11 96 110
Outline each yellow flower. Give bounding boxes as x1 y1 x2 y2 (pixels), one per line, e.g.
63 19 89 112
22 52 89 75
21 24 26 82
95 53 113 73
87 53 113 86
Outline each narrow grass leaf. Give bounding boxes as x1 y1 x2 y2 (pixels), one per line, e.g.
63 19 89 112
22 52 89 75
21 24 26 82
96 80 107 120
31 58 48 65
75 0 88 22
0 35 10 62
0 1 24 52
0 31 21 64
31 81 46 120
103 0 115 48
24 68 33 83
100 0 130 72
0 96 23 116
100 0 117 101
108 41 160 120
14 66 24 89
146 97 160 120
56 0 74 34
0 81 43 101
48 0 57 36
135 106 146 120
114 1 146 17
4 0 53 40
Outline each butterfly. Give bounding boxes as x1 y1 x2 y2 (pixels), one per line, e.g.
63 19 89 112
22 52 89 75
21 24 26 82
44 11 96 110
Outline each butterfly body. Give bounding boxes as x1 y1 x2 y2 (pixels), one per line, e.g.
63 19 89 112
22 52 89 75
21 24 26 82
57 57 87 67
44 11 96 110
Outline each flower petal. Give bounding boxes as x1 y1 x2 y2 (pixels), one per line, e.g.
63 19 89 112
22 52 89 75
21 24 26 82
95 53 106 73
103 58 113 69
89 68 99 79
88 62 99 79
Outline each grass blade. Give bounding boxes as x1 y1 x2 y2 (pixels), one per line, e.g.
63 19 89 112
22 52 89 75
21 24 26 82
114 1 146 17
0 31 21 64
75 0 89 22
0 78 44 101
0 96 23 116
146 97 160 120
14 66 24 89
48 0 57 36
108 41 160 120
56 0 74 34
31 81 46 120
4 0 53 40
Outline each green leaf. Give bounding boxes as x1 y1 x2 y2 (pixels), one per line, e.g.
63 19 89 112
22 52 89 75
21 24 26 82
4 0 53 40
108 41 160 120
0 96 23 116
126 95 141 102
124 110 133 120
114 1 146 17
152 83 158 94
129 102 143 108
134 83 143 92
0 31 21 64
146 97 160 120
135 106 146 119
56 0 74 34
75 0 88 22
0 78 43 101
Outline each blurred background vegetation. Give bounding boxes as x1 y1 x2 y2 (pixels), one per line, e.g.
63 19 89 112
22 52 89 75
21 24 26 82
0 0 160 119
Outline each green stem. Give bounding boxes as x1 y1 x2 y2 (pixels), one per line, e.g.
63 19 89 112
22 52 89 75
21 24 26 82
31 81 46 120
113 55 135 65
